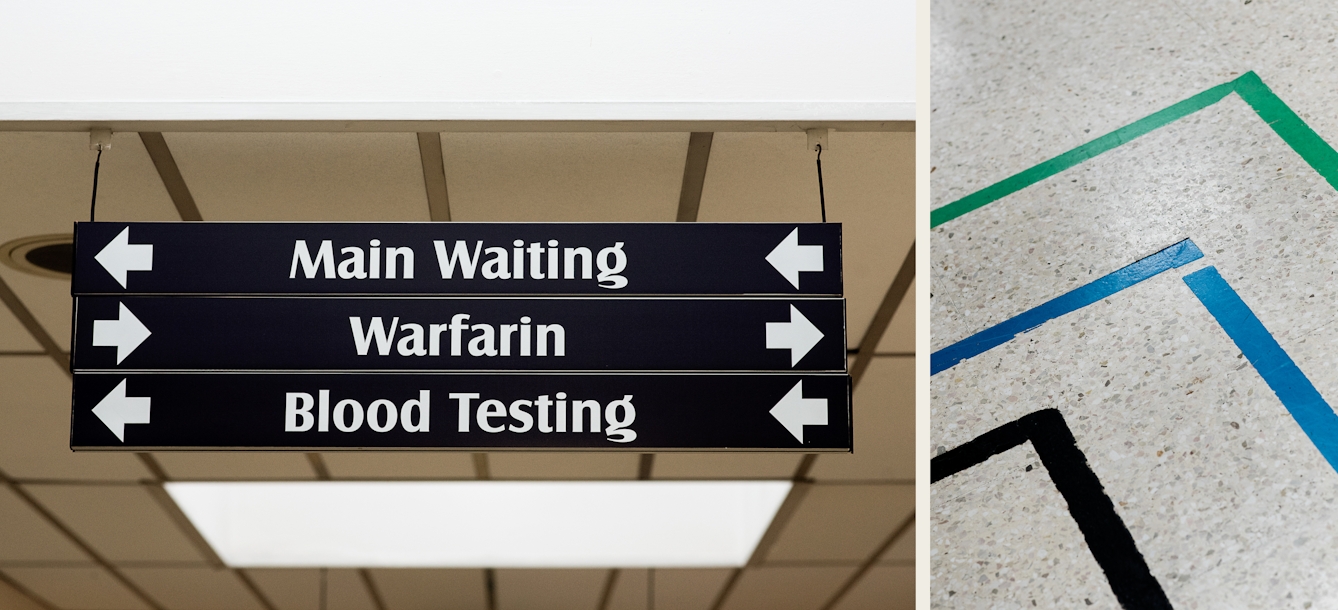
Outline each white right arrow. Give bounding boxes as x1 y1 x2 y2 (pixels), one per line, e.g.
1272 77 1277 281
770 381 828 444
92 379 151 442
766 305 824 366
94 227 153 289
93 303 152 364
765 227 824 289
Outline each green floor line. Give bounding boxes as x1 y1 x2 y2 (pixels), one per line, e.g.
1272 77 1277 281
931 72 1338 227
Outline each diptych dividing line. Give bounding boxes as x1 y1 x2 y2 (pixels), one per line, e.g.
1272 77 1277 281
932 409 1174 610
931 71 1338 227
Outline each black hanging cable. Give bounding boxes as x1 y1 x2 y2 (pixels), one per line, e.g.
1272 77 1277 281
89 147 104 222
815 143 827 222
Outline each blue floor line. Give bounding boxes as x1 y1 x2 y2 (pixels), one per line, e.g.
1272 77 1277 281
1183 266 1338 472
931 239 1204 375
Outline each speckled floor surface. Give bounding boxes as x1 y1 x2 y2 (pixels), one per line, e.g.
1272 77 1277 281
931 1 1338 609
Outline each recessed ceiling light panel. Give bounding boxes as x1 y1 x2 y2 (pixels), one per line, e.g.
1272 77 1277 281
166 480 791 568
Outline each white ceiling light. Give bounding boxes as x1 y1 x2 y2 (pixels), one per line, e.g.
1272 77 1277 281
166 480 791 568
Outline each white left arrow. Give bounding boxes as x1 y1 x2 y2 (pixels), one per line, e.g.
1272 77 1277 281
765 228 824 289
770 381 828 443
93 303 152 364
94 227 153 289
92 379 151 442
766 305 824 366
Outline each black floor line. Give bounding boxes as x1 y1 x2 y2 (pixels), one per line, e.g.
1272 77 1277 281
932 409 1173 610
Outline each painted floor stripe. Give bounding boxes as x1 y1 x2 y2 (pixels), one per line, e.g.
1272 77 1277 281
931 71 1338 227
1183 266 1338 472
931 239 1203 375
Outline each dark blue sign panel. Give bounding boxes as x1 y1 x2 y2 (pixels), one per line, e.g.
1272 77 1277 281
70 373 852 451
72 296 846 372
72 222 842 296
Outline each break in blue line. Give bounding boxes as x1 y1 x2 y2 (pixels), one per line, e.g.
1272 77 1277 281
931 239 1204 375
1183 266 1338 472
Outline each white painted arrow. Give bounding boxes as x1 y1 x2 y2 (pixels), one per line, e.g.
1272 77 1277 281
770 381 828 444
94 227 153 289
92 379 151 442
765 228 824 289
766 305 824 366
93 303 152 364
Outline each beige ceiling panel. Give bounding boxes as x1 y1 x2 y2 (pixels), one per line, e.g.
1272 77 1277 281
651 454 801 480
720 566 853 610
0 132 175 245
2 566 150 610
0 485 87 562
167 133 430 221
246 568 374 610
881 519 914 564
494 569 606 610
121 567 263 610
0 307 40 352
154 453 316 480
0 356 149 480
606 568 733 610
875 278 915 353
369 568 486 610
23 484 205 563
808 357 913 481
0 267 70 351
0 574 47 610
765 484 912 563
697 132 915 346
831 566 913 610
322 453 475 480
441 133 685 221
487 453 637 480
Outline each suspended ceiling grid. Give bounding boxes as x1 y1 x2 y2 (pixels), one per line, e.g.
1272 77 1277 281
0 128 914 610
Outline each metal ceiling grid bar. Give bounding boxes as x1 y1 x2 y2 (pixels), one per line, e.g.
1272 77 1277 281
675 132 714 222
0 473 168 610
472 454 491 480
851 242 915 386
818 511 914 610
706 568 743 610
0 568 59 610
358 569 388 610
0 276 69 374
138 133 203 222
306 454 332 480
416 132 452 221
595 569 620 610
233 569 280 610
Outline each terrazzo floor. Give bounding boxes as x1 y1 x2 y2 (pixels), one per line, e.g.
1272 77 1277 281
931 1 1338 608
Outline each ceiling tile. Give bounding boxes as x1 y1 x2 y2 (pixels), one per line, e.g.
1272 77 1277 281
441 133 685 222
167 133 430 221
487 453 637 480
606 568 732 610
121 567 264 610
0 306 40 352
0 485 87 562
0 268 70 352
765 484 912 563
719 566 853 610
831 566 913 610
875 278 915 353
0 574 47 610
0 356 149 480
808 357 913 481
22 484 205 563
154 453 316 481
880 520 914 564
322 453 475 480
494 569 606 610
245 568 374 610
651 454 801 480
697 132 914 347
2 566 150 610
369 568 487 610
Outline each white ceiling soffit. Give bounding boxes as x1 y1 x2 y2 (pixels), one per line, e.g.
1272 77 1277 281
166 480 792 568
0 1 914 125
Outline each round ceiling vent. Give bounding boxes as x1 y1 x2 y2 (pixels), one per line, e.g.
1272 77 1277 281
1 234 74 279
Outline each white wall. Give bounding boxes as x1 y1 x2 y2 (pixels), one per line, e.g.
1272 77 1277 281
0 0 913 121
